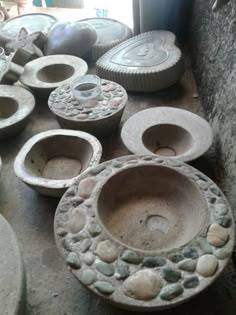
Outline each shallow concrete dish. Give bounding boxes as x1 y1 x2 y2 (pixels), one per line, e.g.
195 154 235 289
54 155 234 311
96 31 184 92
121 107 213 162
0 85 35 139
14 129 102 197
20 55 88 98
0 214 26 315
48 79 128 138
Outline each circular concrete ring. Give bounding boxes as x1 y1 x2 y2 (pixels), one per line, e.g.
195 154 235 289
20 55 88 98
121 107 213 162
14 129 102 197
0 214 26 315
0 85 35 139
54 155 234 311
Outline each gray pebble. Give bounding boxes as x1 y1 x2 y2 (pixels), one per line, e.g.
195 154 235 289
66 252 81 269
56 227 67 237
160 284 183 301
121 250 142 264
214 248 231 260
96 262 114 276
168 253 184 263
62 237 72 252
183 276 199 289
81 269 97 285
161 267 182 283
196 238 213 254
116 261 130 279
95 281 114 295
182 247 198 259
80 238 92 253
142 256 166 268
215 203 228 215
83 252 95 266
88 223 102 237
216 216 232 228
178 259 196 272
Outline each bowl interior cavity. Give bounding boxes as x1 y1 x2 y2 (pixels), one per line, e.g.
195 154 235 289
142 124 193 157
25 135 94 180
0 97 18 119
97 165 207 252
36 64 75 83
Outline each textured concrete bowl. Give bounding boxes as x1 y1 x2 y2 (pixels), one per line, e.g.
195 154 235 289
96 31 184 92
14 129 102 197
0 214 26 315
121 107 213 162
20 55 88 98
48 79 128 138
54 155 234 311
0 85 35 139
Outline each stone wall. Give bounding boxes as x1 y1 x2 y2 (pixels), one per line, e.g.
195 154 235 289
190 0 236 216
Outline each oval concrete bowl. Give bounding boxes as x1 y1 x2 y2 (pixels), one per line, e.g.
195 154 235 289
0 85 35 139
14 129 102 197
20 55 88 98
48 79 128 138
121 107 213 162
54 155 234 311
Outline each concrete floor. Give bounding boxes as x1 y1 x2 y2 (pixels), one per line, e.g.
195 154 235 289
0 57 236 314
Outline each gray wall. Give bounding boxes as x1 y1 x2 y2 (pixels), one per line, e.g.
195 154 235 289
191 0 236 216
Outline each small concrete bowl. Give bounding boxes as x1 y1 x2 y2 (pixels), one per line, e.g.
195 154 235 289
0 85 35 139
14 129 102 197
48 79 128 138
54 155 234 311
20 55 88 98
121 107 213 162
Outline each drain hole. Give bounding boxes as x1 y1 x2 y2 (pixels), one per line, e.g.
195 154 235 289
146 215 170 234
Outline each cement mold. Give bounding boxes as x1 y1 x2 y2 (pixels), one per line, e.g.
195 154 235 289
0 214 26 315
0 48 24 85
14 129 102 197
121 107 213 162
96 31 184 92
0 85 35 139
81 18 132 62
54 155 234 311
48 78 128 138
20 55 88 98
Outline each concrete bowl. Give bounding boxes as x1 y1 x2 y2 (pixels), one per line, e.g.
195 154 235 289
0 85 35 139
20 55 88 98
121 107 213 162
14 129 102 197
54 155 234 311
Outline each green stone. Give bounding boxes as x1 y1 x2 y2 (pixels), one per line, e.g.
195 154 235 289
121 250 142 264
183 276 199 289
66 252 81 269
161 267 182 283
116 261 130 279
160 284 183 301
142 256 166 267
95 281 114 295
214 248 231 260
178 259 196 272
81 269 97 285
96 262 114 276
197 238 212 254
168 253 184 263
216 216 232 228
88 223 102 237
182 247 199 259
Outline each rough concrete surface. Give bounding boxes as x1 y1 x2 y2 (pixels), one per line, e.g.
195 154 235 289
0 57 236 314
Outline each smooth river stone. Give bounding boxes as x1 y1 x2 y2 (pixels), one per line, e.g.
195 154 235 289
178 259 197 272
109 97 122 107
121 250 142 264
96 240 119 263
78 177 98 199
182 247 199 259
80 238 92 253
66 252 81 269
183 276 199 289
214 248 232 260
168 253 184 263
215 203 228 215
83 252 95 266
81 269 97 285
83 100 98 108
161 267 182 283
160 284 184 301
196 255 218 277
95 281 114 295
142 256 166 268
216 216 232 228
123 270 162 301
88 223 102 237
116 260 130 279
197 238 213 254
207 223 229 247
95 262 114 276
68 207 86 234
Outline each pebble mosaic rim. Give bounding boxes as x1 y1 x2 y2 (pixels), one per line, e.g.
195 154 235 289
48 79 128 123
54 155 234 311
